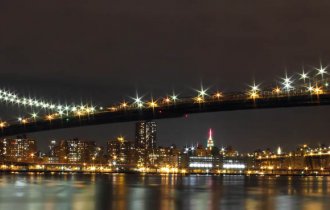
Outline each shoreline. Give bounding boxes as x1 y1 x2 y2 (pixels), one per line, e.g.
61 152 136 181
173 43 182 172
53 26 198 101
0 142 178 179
1 170 330 177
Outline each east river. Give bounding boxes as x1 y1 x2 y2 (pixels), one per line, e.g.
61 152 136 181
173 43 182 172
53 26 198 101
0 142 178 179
0 173 329 210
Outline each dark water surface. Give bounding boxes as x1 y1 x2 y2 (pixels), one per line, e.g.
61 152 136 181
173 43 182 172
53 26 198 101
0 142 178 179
0 174 329 210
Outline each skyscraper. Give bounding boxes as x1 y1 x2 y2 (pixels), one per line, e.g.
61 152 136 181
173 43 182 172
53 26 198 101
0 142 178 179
207 128 214 148
135 121 157 149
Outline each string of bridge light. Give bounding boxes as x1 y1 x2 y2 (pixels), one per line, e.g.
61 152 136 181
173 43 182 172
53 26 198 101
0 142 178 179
247 65 328 99
0 89 96 117
0 63 329 128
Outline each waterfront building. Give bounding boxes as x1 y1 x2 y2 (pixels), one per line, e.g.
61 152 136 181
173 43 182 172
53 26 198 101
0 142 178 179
135 121 157 149
135 121 157 167
107 136 135 170
45 138 101 164
0 137 37 162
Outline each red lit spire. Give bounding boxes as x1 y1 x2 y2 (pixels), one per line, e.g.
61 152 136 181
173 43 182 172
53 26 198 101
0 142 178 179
207 128 214 148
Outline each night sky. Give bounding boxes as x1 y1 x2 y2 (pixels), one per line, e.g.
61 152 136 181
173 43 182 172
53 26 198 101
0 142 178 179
1 0 330 152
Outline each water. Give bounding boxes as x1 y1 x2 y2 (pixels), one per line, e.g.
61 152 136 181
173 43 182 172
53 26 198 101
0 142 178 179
0 174 329 210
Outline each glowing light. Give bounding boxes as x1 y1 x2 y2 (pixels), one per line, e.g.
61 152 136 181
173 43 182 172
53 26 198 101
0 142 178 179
314 86 323 95
316 64 327 78
249 92 259 99
171 94 178 101
194 96 204 103
121 102 128 108
299 70 309 81
273 87 281 94
46 115 53 121
132 94 144 108
196 85 208 98
31 113 37 119
248 82 261 99
164 97 171 103
223 163 246 169
0 122 6 128
281 74 294 91
148 99 158 108
214 91 223 99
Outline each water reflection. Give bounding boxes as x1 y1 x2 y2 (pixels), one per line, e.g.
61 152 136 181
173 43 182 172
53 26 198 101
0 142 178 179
0 174 329 210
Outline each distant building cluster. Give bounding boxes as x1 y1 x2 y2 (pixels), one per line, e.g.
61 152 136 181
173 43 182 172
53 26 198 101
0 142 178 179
1 123 330 175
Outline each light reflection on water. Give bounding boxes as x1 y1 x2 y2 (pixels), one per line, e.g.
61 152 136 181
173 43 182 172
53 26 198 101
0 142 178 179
0 174 329 210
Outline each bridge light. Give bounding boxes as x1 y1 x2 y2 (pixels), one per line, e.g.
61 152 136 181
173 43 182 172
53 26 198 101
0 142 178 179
281 74 294 92
248 82 261 99
194 96 204 103
31 113 37 119
71 106 77 112
0 122 6 128
132 94 144 108
148 99 158 108
316 64 327 78
46 115 53 121
249 92 259 99
214 91 223 99
90 107 95 112
299 71 309 81
313 85 323 95
197 86 208 98
307 84 314 92
58 110 64 115
164 97 171 103
273 87 281 94
18 117 22 122
21 119 28 124
121 102 128 108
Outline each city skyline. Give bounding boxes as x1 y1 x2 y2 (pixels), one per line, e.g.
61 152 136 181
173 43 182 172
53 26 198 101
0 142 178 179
1 0 330 155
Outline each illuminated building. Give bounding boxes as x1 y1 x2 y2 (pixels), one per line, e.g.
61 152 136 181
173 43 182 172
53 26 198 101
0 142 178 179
207 128 214 149
47 138 101 164
107 136 135 170
135 121 157 149
0 137 37 162
135 121 157 166
155 145 180 168
188 156 214 173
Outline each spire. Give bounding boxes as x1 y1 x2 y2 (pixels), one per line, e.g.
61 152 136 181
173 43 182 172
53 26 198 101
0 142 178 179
209 128 213 140
207 128 214 148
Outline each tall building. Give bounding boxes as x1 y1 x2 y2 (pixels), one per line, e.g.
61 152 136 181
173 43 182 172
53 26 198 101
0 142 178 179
135 121 157 149
207 128 214 148
135 121 157 167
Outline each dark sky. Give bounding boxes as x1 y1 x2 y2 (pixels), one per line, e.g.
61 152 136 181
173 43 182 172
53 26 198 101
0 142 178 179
1 0 330 152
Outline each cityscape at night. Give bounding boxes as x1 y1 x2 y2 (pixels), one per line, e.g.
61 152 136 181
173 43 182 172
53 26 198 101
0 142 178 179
1 123 330 176
1 0 330 209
